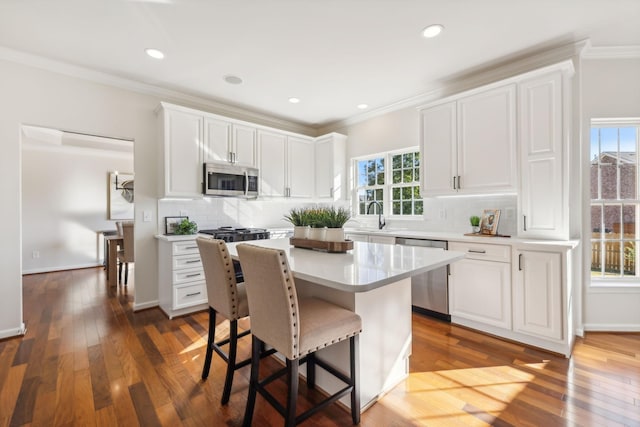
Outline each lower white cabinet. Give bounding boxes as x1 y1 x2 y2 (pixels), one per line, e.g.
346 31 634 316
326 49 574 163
345 233 395 245
158 237 208 319
449 242 512 329
513 250 563 340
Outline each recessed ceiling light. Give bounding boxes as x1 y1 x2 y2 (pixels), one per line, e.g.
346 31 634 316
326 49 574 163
357 104 368 110
422 24 444 38
145 48 165 59
289 97 300 104
223 75 243 85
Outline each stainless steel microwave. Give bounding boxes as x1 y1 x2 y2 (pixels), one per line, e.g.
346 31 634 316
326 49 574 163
203 162 259 197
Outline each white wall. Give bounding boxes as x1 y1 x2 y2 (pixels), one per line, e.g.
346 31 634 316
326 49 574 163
0 58 161 337
0 56 310 338
21 141 133 273
582 57 640 331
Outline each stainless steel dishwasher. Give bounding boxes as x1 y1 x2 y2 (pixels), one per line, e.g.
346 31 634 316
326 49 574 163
395 237 450 321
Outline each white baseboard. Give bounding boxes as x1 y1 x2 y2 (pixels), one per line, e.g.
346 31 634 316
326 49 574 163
133 300 159 312
0 322 26 340
583 323 640 332
23 263 102 275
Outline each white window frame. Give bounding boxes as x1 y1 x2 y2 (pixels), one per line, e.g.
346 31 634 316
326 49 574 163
352 147 423 220
590 118 640 286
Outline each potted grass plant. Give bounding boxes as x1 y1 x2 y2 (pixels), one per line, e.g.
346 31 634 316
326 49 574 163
323 206 351 242
307 207 327 241
469 215 481 234
284 207 311 239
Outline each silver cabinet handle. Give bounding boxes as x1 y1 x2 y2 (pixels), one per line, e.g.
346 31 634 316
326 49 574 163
453 176 457 190
457 175 461 189
185 259 200 264
523 215 527 231
468 249 486 254
519 253 523 271
330 187 334 198
186 292 201 297
185 273 201 278
185 246 197 250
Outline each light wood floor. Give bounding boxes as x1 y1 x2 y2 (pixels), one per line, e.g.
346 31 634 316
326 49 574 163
1 267 639 426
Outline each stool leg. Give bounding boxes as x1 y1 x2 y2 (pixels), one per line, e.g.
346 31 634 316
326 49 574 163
285 358 299 427
124 263 129 285
350 335 360 424
306 353 316 389
242 336 261 427
201 308 216 380
118 262 122 284
221 319 238 404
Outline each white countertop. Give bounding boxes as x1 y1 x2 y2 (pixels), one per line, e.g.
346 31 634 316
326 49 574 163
225 238 465 293
344 228 579 250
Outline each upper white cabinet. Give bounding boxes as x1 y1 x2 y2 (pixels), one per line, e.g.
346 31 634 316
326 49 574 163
288 136 315 198
420 84 517 196
315 133 347 200
203 117 257 166
518 69 569 239
258 131 314 198
420 102 457 195
159 103 204 198
158 103 347 200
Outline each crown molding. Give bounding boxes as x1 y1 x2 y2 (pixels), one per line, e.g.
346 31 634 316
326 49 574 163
319 39 590 134
0 45 316 136
582 45 640 60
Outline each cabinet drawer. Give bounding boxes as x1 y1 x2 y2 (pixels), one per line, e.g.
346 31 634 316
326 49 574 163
173 266 205 285
449 242 510 263
173 240 200 256
173 282 208 309
173 253 203 270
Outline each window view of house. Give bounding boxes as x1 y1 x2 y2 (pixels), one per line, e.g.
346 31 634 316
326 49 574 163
356 149 422 216
590 122 640 280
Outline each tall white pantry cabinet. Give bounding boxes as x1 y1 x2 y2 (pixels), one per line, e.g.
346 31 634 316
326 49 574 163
420 60 577 356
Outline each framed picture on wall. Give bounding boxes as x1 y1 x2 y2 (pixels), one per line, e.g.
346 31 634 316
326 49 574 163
165 216 188 235
480 209 501 235
108 172 134 220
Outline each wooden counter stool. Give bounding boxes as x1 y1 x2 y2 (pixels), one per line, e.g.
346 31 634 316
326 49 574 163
196 237 273 405
237 243 362 427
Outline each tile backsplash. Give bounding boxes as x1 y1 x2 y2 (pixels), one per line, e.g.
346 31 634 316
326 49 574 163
157 194 517 236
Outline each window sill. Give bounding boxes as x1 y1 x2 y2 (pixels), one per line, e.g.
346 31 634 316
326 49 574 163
589 279 640 293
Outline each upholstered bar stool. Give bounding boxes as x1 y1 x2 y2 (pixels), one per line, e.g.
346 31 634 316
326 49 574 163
197 237 275 405
237 243 362 427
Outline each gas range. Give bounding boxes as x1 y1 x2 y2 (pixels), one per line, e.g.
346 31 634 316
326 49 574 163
198 226 270 243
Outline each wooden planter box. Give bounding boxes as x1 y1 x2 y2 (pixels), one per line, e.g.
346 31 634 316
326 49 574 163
289 238 354 253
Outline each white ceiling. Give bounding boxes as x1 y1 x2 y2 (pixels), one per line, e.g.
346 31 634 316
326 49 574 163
1 0 639 129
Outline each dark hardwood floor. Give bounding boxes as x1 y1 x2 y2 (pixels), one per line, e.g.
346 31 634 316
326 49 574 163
1 267 639 426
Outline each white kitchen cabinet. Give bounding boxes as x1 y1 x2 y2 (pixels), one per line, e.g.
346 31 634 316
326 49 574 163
288 136 315 197
258 130 287 197
158 238 208 319
420 101 457 195
258 131 314 198
420 84 517 196
315 133 347 200
203 117 256 166
159 103 204 198
518 69 569 239
449 242 512 329
513 249 563 340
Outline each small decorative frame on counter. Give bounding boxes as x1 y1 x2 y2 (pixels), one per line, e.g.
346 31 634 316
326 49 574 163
480 209 501 235
165 216 188 235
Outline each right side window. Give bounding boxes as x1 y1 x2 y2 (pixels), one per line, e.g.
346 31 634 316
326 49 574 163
590 121 640 281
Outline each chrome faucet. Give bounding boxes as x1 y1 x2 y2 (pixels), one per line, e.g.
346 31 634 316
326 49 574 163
366 201 386 230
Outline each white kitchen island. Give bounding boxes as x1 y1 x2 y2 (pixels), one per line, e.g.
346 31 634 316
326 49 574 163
225 238 464 412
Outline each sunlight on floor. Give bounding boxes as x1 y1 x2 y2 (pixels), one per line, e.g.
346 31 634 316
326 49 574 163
375 362 546 426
